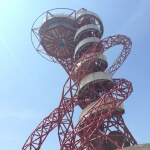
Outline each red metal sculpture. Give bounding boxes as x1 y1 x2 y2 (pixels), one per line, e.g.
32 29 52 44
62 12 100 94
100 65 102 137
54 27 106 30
22 8 137 150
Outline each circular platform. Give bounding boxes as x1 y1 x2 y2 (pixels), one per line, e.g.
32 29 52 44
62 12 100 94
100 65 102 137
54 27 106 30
78 71 113 95
40 14 76 59
76 10 104 38
31 8 77 62
79 98 124 122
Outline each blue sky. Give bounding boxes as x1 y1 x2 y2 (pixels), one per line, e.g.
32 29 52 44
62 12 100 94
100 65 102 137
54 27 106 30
0 0 150 149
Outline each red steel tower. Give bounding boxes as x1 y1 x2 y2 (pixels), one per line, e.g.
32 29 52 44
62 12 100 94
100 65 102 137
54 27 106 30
22 8 137 150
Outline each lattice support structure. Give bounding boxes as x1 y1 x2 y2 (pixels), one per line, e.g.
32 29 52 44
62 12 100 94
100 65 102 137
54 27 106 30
22 8 137 150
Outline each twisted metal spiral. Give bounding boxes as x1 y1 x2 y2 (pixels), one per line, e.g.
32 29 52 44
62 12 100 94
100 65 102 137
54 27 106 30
22 8 137 150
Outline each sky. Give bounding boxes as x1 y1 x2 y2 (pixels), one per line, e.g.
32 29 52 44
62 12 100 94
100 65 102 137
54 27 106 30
0 0 150 149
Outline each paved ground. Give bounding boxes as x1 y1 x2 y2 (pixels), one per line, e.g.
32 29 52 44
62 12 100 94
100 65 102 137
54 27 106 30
121 144 150 150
